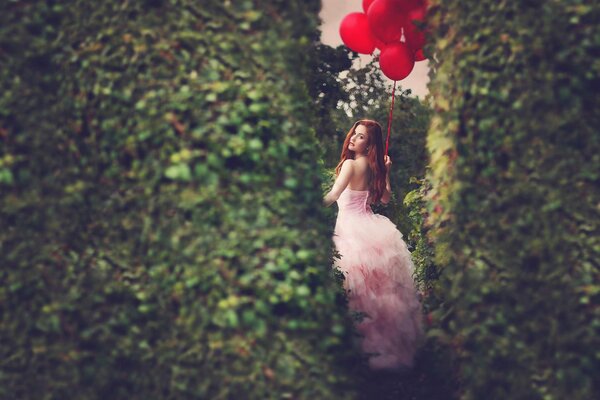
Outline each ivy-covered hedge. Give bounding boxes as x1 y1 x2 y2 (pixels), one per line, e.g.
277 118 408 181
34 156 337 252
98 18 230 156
0 1 358 398
426 0 599 399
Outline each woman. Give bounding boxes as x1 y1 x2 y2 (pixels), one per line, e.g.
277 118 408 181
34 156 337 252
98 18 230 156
323 119 422 371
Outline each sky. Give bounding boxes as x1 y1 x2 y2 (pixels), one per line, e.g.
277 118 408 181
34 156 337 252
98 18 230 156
318 0 430 98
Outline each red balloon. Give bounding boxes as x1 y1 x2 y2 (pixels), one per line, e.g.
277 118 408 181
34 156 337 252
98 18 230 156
367 0 407 44
404 24 426 50
414 48 427 61
362 0 376 13
379 42 415 80
373 36 387 51
390 0 423 12
404 26 426 50
404 6 427 50
339 12 376 54
407 5 426 23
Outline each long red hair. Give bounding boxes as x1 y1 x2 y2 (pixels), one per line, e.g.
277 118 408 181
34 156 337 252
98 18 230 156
335 119 387 203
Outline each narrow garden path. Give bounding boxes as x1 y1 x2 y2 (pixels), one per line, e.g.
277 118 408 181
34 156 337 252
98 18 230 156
350 339 459 400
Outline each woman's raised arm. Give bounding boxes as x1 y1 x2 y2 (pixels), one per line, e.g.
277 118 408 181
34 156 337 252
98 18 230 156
323 160 354 207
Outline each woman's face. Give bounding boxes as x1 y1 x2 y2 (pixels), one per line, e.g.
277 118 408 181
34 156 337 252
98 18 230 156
348 124 369 155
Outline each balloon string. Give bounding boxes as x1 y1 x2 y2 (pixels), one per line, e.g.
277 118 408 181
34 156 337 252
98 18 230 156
385 80 396 156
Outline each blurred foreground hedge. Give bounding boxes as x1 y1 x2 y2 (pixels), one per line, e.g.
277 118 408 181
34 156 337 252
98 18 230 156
426 0 599 399
0 1 358 398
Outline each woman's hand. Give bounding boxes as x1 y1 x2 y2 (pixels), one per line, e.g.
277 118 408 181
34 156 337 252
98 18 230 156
384 155 392 173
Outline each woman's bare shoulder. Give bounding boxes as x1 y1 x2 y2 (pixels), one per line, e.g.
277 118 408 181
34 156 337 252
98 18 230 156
351 159 369 184
340 159 356 169
338 159 356 176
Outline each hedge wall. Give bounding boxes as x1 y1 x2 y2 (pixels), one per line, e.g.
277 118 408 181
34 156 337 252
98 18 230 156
426 0 599 399
0 1 358 398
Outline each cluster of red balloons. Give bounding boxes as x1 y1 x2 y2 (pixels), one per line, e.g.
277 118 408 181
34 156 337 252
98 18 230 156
339 0 428 81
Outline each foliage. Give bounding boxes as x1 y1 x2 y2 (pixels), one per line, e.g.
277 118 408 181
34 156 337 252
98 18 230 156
403 178 440 307
425 0 600 398
0 1 360 398
306 43 356 147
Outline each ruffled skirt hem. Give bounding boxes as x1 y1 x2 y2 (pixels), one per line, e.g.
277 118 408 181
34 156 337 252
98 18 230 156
333 211 423 370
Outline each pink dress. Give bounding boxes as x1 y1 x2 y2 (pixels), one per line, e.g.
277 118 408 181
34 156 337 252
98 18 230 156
333 188 422 370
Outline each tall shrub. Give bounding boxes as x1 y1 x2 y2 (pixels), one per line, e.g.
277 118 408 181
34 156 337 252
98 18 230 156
0 1 357 398
426 0 599 398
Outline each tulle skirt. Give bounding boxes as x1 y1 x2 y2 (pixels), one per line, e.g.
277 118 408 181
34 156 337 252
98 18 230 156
333 209 423 370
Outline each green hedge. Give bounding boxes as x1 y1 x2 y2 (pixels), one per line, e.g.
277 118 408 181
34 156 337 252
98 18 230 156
425 0 600 399
0 1 358 398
